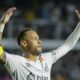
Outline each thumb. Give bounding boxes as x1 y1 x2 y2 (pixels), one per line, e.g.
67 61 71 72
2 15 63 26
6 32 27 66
75 10 80 20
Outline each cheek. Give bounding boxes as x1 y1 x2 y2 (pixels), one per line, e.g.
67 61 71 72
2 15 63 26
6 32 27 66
28 41 42 53
32 42 42 51
29 41 37 49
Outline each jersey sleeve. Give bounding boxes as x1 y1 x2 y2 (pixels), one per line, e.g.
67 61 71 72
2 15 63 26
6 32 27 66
54 22 80 61
4 52 18 73
44 22 80 66
43 50 57 67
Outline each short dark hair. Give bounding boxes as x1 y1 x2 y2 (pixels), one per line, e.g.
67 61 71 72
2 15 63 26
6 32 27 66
17 28 34 46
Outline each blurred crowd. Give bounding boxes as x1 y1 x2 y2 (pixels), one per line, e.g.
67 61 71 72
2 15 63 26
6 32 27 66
0 0 80 39
51 50 80 80
0 61 12 80
0 0 80 80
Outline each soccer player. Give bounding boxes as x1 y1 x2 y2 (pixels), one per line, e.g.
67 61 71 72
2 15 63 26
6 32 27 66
0 7 80 80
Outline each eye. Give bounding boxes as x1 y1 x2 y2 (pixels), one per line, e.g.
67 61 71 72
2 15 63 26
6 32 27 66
31 35 40 41
35 38 39 40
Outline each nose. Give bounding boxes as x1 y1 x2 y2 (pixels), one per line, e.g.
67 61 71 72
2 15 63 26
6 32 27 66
38 40 42 44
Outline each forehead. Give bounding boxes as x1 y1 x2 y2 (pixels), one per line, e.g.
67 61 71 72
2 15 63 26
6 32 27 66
25 30 39 38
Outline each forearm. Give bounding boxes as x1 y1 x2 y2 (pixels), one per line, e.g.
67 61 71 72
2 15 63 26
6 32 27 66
65 22 80 49
0 7 16 63
55 22 80 60
0 22 5 61
0 22 5 44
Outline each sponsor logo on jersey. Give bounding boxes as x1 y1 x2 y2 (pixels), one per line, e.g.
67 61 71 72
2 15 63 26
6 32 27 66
27 72 48 80
27 72 35 80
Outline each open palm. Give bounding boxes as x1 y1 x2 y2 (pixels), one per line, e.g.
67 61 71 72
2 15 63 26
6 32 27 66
1 7 16 24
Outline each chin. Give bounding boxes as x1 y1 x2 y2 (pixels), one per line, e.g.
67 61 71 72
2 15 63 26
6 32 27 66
38 48 42 52
36 48 42 55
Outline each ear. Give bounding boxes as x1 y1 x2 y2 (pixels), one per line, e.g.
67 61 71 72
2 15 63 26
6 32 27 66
20 40 27 47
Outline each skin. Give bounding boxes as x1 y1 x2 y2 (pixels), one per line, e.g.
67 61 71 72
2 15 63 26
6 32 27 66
20 30 42 61
0 7 80 63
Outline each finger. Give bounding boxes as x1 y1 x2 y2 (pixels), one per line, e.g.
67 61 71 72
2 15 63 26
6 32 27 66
75 10 80 16
11 7 16 11
75 10 80 19
6 7 16 15
75 10 79 14
9 7 16 12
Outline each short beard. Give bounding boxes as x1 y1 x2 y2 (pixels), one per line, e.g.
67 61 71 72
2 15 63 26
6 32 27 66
33 50 42 56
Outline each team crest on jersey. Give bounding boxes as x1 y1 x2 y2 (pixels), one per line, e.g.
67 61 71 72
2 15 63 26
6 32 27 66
25 63 31 67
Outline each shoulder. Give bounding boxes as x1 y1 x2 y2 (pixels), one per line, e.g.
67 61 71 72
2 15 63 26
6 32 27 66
5 52 26 61
42 50 56 58
41 50 57 64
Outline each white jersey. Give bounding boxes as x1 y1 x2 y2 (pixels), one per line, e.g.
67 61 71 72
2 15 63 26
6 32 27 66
4 51 56 80
4 22 80 80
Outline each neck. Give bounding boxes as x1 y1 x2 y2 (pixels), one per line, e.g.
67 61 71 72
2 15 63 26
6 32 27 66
24 53 38 61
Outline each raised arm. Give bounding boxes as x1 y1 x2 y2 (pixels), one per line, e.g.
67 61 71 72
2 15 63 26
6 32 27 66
54 10 80 61
0 7 16 62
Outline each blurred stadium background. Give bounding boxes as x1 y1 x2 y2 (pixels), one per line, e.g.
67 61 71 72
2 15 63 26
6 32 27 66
0 0 80 80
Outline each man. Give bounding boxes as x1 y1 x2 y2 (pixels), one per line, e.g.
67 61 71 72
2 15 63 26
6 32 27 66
0 7 80 80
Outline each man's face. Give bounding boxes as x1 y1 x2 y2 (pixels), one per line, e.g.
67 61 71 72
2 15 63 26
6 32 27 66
23 30 42 55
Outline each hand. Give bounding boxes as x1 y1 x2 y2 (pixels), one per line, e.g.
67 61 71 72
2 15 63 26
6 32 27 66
75 10 80 20
1 7 16 24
